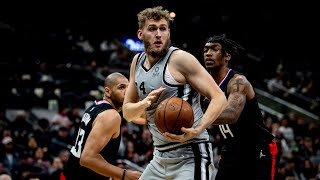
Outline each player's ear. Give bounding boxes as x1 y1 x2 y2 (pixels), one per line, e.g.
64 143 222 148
137 30 143 40
105 87 111 98
225 53 231 62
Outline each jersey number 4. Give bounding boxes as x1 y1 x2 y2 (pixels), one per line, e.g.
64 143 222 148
136 82 147 94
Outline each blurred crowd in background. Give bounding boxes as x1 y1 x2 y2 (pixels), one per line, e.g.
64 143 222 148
1 1 320 179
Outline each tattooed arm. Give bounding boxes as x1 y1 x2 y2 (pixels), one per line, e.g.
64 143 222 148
212 74 252 125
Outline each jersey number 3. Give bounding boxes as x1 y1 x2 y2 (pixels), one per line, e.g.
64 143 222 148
70 129 85 158
70 113 91 158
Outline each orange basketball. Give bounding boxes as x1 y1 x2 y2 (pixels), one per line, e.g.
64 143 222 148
154 97 194 135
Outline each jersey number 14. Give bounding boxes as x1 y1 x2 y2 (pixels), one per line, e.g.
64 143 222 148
219 124 234 139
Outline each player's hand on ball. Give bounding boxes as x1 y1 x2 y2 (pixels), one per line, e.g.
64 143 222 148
163 127 199 142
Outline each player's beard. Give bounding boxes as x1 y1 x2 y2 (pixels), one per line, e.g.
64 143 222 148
144 38 171 58
110 94 123 110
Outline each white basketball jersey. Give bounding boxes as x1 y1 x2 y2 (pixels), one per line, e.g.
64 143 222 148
134 46 209 148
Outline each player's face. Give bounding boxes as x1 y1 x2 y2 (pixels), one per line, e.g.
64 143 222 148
203 42 226 70
139 18 171 58
110 78 129 109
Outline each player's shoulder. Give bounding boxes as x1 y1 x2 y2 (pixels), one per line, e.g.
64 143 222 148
132 52 142 63
170 48 197 62
129 52 144 75
97 109 121 125
171 48 191 56
100 108 119 116
96 107 119 118
231 73 249 82
233 73 246 78
229 73 252 89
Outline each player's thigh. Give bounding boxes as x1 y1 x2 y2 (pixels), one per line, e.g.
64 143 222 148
172 157 215 180
139 159 165 180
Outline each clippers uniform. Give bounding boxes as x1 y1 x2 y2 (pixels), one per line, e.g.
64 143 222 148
63 100 121 180
204 69 278 180
136 46 214 180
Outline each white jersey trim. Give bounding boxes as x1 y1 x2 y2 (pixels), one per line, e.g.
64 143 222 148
164 65 182 85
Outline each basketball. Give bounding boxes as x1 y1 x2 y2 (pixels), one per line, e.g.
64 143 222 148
154 97 194 135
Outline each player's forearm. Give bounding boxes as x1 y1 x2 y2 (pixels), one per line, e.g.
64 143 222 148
132 116 147 125
212 107 239 125
212 93 245 125
196 95 227 132
80 154 123 179
123 101 149 122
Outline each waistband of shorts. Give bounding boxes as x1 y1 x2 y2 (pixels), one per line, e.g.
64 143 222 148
155 139 210 152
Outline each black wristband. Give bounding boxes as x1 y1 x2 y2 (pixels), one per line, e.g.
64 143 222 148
122 169 126 180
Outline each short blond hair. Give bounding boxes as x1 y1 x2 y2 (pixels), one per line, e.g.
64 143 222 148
137 6 174 29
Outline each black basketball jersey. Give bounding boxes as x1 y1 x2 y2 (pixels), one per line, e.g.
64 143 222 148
204 69 274 161
63 100 121 180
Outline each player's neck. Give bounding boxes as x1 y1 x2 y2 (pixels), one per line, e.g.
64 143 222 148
102 98 122 112
144 56 159 69
210 67 229 85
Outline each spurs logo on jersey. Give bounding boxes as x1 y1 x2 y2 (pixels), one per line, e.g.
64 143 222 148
153 66 160 77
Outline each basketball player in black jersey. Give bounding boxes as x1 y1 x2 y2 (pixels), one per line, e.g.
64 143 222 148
202 34 279 180
62 72 141 180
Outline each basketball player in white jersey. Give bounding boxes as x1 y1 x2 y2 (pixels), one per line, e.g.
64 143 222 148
122 6 227 180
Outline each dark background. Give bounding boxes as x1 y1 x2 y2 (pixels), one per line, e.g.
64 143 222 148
1 0 319 80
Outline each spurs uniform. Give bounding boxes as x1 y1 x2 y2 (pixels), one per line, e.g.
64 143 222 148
136 46 215 180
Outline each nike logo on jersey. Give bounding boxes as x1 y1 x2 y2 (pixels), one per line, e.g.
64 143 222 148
259 150 266 158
